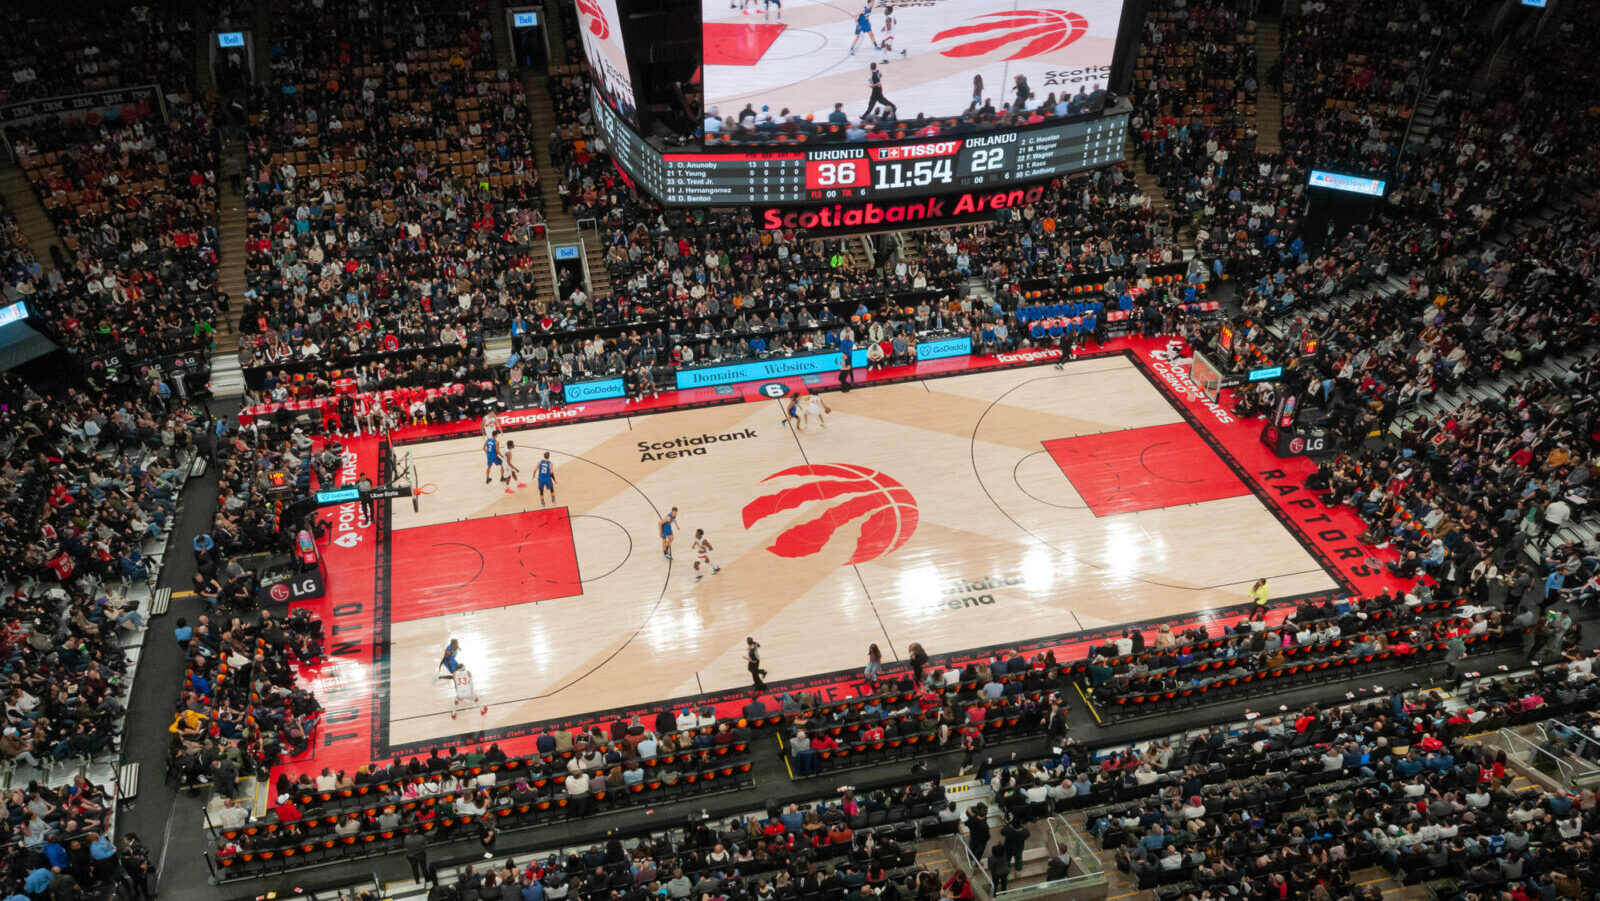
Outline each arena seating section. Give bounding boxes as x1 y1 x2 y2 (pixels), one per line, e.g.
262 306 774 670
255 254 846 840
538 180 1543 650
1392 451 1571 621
0 0 1597 897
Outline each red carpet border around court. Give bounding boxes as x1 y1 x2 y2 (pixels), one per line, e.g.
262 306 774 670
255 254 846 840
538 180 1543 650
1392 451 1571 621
276 335 1412 781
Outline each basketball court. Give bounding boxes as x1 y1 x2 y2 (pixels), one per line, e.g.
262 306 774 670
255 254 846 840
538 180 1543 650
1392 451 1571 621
296 349 1368 767
701 0 1121 127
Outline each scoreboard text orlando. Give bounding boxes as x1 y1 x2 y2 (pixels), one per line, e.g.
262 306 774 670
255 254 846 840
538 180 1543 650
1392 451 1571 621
594 90 1130 209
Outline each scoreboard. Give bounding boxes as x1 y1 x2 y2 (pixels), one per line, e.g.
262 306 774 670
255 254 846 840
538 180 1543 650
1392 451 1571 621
594 90 1129 208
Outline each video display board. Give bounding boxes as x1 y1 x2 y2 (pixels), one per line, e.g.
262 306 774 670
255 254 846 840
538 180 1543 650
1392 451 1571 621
574 0 640 127
701 0 1125 142
596 87 1127 206
1308 170 1387 197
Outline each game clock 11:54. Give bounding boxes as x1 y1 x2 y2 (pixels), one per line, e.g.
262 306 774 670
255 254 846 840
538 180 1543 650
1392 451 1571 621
804 157 956 197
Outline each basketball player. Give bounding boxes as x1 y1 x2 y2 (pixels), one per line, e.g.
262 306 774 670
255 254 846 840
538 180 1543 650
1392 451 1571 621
763 0 781 21
784 396 804 431
501 440 527 493
482 411 498 439
536 451 557 506
849 2 879 55
802 393 830 429
863 63 896 120
438 638 462 680
659 507 679 559
879 6 905 59
692 529 721 582
450 667 487 720
484 430 504 484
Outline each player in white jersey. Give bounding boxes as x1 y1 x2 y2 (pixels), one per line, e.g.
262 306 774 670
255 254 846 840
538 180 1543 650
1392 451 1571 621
692 529 721 582
501 439 527 493
802 394 830 429
451 668 487 719
880 6 905 59
482 412 498 439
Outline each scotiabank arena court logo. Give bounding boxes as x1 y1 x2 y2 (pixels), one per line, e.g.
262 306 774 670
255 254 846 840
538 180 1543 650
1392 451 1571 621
576 0 609 38
742 464 918 565
933 9 1088 59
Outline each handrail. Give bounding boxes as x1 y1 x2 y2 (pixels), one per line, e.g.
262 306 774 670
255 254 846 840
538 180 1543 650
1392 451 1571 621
1391 25 1449 176
983 815 1105 900
1496 727 1589 789
1532 721 1600 776
952 822 995 899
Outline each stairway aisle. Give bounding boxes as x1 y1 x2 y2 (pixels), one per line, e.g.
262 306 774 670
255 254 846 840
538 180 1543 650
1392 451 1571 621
0 164 64 271
215 137 251 345
518 72 561 309
1254 19 1284 154
486 0 513 70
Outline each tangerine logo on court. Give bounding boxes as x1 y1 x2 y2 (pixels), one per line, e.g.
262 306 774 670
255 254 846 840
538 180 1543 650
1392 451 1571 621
932 9 1088 60
576 0 609 39
742 464 918 565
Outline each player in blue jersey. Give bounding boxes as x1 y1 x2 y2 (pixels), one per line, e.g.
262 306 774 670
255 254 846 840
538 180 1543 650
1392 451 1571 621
850 3 879 55
659 507 679 560
484 430 504 484
536 451 557 506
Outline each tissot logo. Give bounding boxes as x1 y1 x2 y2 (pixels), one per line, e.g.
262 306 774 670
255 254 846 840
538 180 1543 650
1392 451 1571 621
932 9 1089 60
576 0 609 38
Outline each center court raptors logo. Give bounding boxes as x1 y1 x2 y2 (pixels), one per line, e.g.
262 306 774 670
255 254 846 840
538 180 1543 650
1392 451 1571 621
741 464 918 565
932 9 1088 60
576 0 610 39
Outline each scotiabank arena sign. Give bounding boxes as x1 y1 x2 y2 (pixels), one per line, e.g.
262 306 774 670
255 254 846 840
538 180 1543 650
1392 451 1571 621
761 185 1048 235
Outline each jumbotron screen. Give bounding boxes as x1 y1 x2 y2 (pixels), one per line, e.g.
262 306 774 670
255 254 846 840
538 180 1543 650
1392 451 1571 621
575 0 640 128
702 0 1124 144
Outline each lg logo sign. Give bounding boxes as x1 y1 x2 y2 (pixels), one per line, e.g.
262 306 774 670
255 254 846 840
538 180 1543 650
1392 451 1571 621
258 573 325 606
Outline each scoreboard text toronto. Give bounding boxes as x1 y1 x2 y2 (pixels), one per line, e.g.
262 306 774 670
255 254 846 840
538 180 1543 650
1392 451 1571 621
594 91 1130 209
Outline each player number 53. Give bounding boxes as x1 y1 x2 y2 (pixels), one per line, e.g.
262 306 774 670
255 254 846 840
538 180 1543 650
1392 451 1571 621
815 162 860 186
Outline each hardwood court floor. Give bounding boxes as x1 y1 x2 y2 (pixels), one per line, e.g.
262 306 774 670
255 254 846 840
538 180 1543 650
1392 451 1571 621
381 356 1337 746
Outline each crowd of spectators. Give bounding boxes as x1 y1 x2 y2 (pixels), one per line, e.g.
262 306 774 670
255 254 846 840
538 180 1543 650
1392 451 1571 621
0 776 151 901
237 0 540 377
1081 592 1523 708
170 605 325 789
1069 657 1600 900
284 778 962 901
8 93 221 360
0 3 194 105
1277 0 1487 177
211 714 757 870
